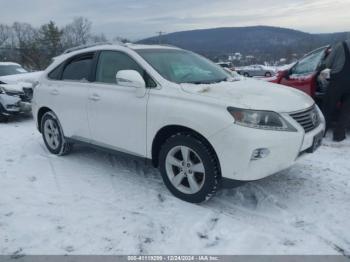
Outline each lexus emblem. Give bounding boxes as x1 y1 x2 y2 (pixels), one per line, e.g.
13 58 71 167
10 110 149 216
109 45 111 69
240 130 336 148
310 111 318 126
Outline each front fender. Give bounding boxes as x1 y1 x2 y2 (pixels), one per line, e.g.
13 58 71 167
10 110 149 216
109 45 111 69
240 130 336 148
146 89 233 158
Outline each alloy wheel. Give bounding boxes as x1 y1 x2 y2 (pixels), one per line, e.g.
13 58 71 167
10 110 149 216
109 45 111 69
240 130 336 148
44 119 61 150
165 146 206 194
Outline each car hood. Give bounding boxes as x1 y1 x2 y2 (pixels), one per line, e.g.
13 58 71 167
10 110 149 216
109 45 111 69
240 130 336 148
180 79 314 113
0 71 43 85
0 83 27 93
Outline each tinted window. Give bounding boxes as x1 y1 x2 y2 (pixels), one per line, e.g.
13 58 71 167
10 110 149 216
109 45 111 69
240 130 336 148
48 63 64 80
95 51 156 87
62 54 93 81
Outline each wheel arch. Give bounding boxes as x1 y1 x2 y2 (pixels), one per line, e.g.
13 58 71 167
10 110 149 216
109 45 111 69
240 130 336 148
151 125 221 173
37 106 54 133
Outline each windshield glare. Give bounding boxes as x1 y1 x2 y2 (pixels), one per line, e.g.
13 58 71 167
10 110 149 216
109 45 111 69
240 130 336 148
0 65 27 76
136 49 230 84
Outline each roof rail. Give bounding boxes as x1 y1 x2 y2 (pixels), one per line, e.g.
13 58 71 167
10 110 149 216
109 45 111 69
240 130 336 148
62 42 117 54
158 44 178 48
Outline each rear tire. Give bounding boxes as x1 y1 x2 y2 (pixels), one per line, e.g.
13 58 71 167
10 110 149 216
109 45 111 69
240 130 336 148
265 72 272 77
0 114 8 123
243 72 250 77
41 111 73 156
159 133 221 203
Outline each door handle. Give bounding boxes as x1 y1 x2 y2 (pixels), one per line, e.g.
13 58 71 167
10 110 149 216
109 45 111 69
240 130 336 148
50 89 59 96
89 94 101 102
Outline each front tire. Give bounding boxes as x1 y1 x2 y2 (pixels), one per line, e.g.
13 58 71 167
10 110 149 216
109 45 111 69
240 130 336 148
0 104 9 123
41 111 73 156
159 133 221 203
265 72 272 77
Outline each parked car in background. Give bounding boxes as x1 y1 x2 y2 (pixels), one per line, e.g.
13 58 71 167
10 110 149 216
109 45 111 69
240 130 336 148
33 43 325 203
0 62 27 76
236 65 275 77
269 46 331 104
0 69 42 122
0 82 32 122
222 68 244 80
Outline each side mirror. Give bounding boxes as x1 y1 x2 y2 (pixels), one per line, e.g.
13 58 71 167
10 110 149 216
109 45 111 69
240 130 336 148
116 70 146 97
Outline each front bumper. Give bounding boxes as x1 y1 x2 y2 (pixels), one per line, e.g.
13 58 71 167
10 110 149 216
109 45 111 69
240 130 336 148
0 93 32 116
209 116 325 181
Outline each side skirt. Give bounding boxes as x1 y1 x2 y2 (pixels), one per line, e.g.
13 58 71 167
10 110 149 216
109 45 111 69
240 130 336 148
65 137 154 167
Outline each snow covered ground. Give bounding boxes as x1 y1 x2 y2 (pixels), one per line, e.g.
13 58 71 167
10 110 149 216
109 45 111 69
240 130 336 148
1 117 350 256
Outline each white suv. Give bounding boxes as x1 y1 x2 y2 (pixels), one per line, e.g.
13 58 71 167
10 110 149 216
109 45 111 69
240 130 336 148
33 43 325 203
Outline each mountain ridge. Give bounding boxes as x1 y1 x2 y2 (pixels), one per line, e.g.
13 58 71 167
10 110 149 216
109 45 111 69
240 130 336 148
138 26 350 62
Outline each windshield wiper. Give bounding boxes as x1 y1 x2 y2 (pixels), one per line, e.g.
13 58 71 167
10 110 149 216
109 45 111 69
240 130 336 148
182 78 228 85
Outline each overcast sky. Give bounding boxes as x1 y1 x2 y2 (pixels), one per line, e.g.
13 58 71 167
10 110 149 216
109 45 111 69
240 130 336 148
1 0 350 40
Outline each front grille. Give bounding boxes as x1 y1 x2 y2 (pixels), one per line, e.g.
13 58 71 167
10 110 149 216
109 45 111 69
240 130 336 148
289 106 320 133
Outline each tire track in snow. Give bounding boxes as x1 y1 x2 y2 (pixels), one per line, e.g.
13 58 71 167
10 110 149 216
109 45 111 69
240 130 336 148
39 142 62 192
9 126 348 255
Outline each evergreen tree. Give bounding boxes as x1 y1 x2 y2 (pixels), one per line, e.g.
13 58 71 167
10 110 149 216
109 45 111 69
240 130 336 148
39 21 63 62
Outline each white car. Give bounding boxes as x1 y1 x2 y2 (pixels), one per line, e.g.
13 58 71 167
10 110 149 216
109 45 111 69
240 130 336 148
237 65 275 77
33 43 325 203
0 71 42 122
0 62 27 77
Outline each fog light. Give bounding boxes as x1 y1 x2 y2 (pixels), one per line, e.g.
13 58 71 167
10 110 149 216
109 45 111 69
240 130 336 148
251 148 270 161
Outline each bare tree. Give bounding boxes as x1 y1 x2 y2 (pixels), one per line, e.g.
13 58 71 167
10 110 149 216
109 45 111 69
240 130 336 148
90 33 108 43
0 24 11 46
12 22 44 69
62 17 92 48
113 36 131 44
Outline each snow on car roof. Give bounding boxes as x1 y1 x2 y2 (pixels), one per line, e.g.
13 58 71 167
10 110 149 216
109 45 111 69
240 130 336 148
63 43 180 55
126 43 180 50
52 43 181 65
0 62 22 66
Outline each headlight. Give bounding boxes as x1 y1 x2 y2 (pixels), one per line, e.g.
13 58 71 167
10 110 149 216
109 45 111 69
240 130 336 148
228 107 297 132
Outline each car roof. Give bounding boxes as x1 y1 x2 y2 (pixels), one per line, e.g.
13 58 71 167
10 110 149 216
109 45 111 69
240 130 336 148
62 42 180 54
48 43 183 72
53 43 181 63
127 43 180 50
303 45 330 58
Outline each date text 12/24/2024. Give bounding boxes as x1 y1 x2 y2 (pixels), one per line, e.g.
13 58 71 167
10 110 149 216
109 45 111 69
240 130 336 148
127 256 220 261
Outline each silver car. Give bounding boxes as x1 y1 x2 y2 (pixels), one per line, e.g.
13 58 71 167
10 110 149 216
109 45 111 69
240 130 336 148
237 65 275 77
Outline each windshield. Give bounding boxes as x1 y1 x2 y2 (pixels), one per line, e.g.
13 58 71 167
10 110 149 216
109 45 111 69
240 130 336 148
136 49 230 84
0 65 27 76
291 48 326 75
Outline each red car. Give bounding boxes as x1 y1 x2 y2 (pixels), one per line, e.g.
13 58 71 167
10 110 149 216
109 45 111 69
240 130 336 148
270 46 331 104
